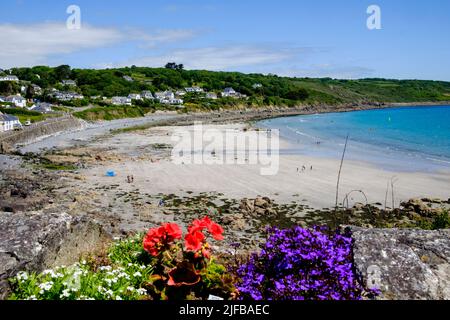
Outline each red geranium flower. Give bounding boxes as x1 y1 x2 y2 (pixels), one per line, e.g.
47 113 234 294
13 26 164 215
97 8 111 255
143 222 182 256
163 223 182 242
207 221 224 241
184 230 205 252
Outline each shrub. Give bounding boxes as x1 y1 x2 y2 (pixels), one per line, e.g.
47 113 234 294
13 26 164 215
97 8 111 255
236 226 376 300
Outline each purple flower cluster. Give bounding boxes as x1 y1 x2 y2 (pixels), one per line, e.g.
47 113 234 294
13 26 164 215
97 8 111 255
236 226 369 300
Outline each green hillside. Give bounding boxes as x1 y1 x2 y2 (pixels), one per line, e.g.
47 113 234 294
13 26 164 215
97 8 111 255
4 65 450 112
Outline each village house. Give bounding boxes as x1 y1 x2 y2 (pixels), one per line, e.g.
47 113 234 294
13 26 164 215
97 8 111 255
29 102 53 114
252 83 263 89
128 93 142 101
123 76 133 82
0 96 5 102
51 91 84 101
31 84 42 95
61 80 77 86
175 90 186 96
0 112 22 132
141 91 154 100
5 95 27 107
155 91 175 102
221 87 237 97
185 86 204 93
221 87 246 98
206 92 218 100
0 75 19 82
111 96 132 106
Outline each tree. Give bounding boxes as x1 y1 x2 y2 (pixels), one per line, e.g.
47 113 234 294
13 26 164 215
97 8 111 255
165 62 184 71
54 65 72 81
25 85 34 99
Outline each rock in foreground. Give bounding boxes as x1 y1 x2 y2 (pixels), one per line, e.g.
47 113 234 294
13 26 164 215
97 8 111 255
0 212 109 299
351 226 450 300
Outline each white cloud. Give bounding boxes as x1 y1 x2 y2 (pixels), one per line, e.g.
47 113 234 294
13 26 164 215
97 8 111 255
270 64 375 79
0 23 123 68
127 28 199 47
114 45 309 71
0 23 198 68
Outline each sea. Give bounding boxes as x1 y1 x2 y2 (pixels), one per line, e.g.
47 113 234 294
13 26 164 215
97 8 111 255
258 105 450 173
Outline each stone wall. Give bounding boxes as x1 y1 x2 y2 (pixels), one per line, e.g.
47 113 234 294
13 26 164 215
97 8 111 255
0 116 84 153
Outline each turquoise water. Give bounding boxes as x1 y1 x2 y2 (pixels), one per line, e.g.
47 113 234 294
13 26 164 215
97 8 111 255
258 105 450 172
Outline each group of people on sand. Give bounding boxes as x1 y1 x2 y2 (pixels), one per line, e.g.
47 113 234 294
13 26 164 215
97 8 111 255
297 165 313 173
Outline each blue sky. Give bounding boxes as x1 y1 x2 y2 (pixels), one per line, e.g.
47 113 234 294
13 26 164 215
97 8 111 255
1 0 450 80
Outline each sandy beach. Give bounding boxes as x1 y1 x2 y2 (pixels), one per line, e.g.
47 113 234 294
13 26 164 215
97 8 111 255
77 123 450 209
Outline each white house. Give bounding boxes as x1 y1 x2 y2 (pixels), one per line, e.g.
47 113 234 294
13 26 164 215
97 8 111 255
52 91 84 101
123 76 133 82
185 86 204 93
111 96 132 106
128 93 142 100
252 83 263 89
141 91 154 99
31 84 42 95
221 87 237 97
169 98 184 105
0 75 19 82
5 95 27 107
155 91 175 103
221 87 246 98
206 92 218 100
0 113 22 132
61 80 77 86
175 90 186 96
29 102 53 113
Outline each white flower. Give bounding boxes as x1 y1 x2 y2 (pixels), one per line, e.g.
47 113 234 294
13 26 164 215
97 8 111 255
99 266 112 271
16 272 29 281
60 289 71 298
136 288 147 295
139 265 146 270
28 295 37 300
126 286 135 292
38 281 54 291
133 271 142 277
115 296 122 300
105 289 114 296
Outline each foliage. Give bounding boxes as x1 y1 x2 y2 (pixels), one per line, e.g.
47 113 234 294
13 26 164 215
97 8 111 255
418 209 450 230
9 65 450 111
73 105 150 121
0 107 49 123
236 226 377 300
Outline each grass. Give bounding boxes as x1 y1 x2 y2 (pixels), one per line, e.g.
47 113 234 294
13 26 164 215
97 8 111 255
0 107 51 123
73 105 151 121
39 163 78 171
